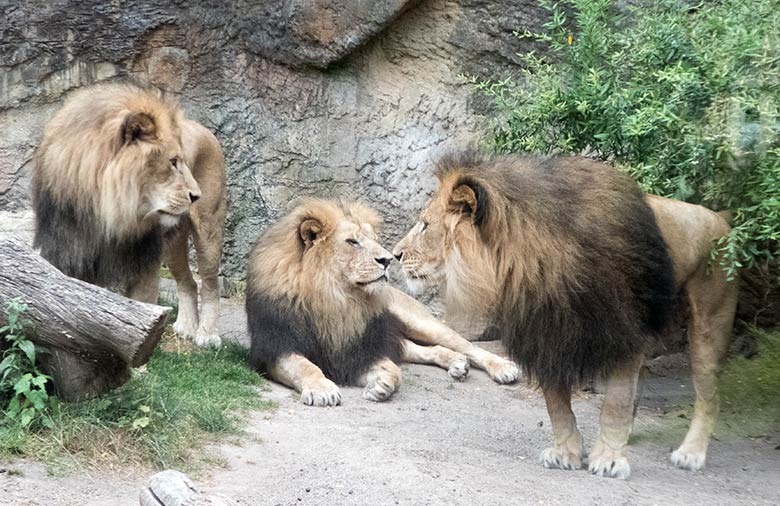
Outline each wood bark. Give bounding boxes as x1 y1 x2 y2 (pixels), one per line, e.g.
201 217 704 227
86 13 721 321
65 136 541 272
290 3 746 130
0 239 170 400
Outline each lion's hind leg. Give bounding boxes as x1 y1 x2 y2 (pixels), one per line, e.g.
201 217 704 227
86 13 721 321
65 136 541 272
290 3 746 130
541 383 585 471
588 354 644 479
163 228 200 342
671 266 736 471
402 339 469 380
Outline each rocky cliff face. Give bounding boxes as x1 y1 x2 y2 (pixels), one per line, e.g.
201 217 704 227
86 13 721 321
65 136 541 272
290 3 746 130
0 0 546 279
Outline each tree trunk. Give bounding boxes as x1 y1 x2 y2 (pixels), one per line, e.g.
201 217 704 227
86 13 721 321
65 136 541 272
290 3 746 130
0 239 170 400
139 470 239 506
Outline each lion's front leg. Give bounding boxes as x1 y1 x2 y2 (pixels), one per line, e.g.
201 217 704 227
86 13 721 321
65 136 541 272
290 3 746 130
541 384 584 471
191 205 224 348
358 358 402 402
402 339 469 381
588 354 644 480
163 228 200 341
386 287 519 384
270 353 342 407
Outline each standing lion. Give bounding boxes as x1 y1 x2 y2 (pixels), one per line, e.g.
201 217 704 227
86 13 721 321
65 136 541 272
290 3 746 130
394 152 737 478
32 83 227 347
246 199 520 406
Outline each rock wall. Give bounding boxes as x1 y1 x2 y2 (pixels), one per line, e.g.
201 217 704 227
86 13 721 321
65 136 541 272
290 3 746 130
0 0 547 279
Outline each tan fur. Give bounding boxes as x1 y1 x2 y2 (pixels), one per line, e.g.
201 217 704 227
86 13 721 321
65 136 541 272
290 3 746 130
32 83 226 347
247 199 519 406
648 195 737 472
385 287 520 385
395 167 591 320
395 166 737 477
247 199 388 351
34 84 196 239
163 120 227 347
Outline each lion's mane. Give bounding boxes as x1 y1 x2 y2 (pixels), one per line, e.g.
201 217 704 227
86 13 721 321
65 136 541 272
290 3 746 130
32 84 183 287
437 152 678 390
246 199 404 384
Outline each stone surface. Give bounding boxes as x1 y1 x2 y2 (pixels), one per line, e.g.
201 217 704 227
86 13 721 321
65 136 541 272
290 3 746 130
0 0 548 279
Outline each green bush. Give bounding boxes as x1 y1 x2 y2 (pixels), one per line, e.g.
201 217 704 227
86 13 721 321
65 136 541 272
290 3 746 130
0 298 53 430
472 0 780 277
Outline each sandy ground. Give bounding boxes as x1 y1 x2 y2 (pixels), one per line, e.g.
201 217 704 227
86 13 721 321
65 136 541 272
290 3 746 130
1 298 778 506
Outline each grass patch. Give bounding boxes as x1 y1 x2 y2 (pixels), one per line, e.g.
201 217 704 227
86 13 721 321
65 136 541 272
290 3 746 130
718 328 780 437
0 339 274 474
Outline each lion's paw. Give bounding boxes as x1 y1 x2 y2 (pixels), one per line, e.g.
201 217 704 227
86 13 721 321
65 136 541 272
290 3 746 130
487 358 521 385
301 379 342 407
172 318 198 340
362 376 399 402
670 447 706 471
540 446 583 471
448 354 470 381
588 448 631 479
194 327 222 348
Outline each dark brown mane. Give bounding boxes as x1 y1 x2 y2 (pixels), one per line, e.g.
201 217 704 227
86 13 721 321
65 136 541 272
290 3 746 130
437 153 678 390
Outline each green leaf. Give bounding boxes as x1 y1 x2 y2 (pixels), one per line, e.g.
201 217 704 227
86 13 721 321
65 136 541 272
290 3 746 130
20 408 34 428
0 355 15 374
13 374 32 395
31 375 48 388
17 340 36 365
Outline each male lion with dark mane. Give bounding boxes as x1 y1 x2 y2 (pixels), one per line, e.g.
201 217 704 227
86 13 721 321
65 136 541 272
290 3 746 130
394 152 737 479
32 83 226 347
246 199 520 406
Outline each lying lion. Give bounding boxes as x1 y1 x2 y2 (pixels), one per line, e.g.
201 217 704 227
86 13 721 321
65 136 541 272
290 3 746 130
246 199 520 406
394 152 737 478
32 83 226 347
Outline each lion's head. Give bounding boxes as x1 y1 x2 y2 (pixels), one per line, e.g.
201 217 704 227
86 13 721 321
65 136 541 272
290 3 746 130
393 152 614 319
248 199 394 346
393 152 511 315
32 83 201 239
395 152 679 390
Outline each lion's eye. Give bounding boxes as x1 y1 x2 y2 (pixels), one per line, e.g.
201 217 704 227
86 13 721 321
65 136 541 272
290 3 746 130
170 158 178 169
420 221 428 232
346 238 359 246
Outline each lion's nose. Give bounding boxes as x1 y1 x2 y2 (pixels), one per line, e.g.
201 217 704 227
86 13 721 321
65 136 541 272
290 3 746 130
189 192 201 203
394 252 403 261
375 256 392 269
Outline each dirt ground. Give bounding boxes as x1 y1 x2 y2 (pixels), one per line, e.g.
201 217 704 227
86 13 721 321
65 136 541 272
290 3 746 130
1 298 778 506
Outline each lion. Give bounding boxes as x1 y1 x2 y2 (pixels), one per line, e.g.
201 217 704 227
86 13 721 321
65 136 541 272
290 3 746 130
393 152 738 479
32 83 227 347
246 198 520 406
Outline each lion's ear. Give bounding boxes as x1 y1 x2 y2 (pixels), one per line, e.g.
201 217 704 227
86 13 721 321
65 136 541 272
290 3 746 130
120 112 157 146
450 179 488 227
299 219 324 249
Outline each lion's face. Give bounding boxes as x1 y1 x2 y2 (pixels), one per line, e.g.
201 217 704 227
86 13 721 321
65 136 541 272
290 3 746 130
138 147 201 229
393 172 490 302
248 199 394 344
109 111 202 230
301 210 393 293
392 197 453 295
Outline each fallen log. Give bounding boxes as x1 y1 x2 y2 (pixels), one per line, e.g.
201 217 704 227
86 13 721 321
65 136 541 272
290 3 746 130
0 239 170 400
139 470 239 506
